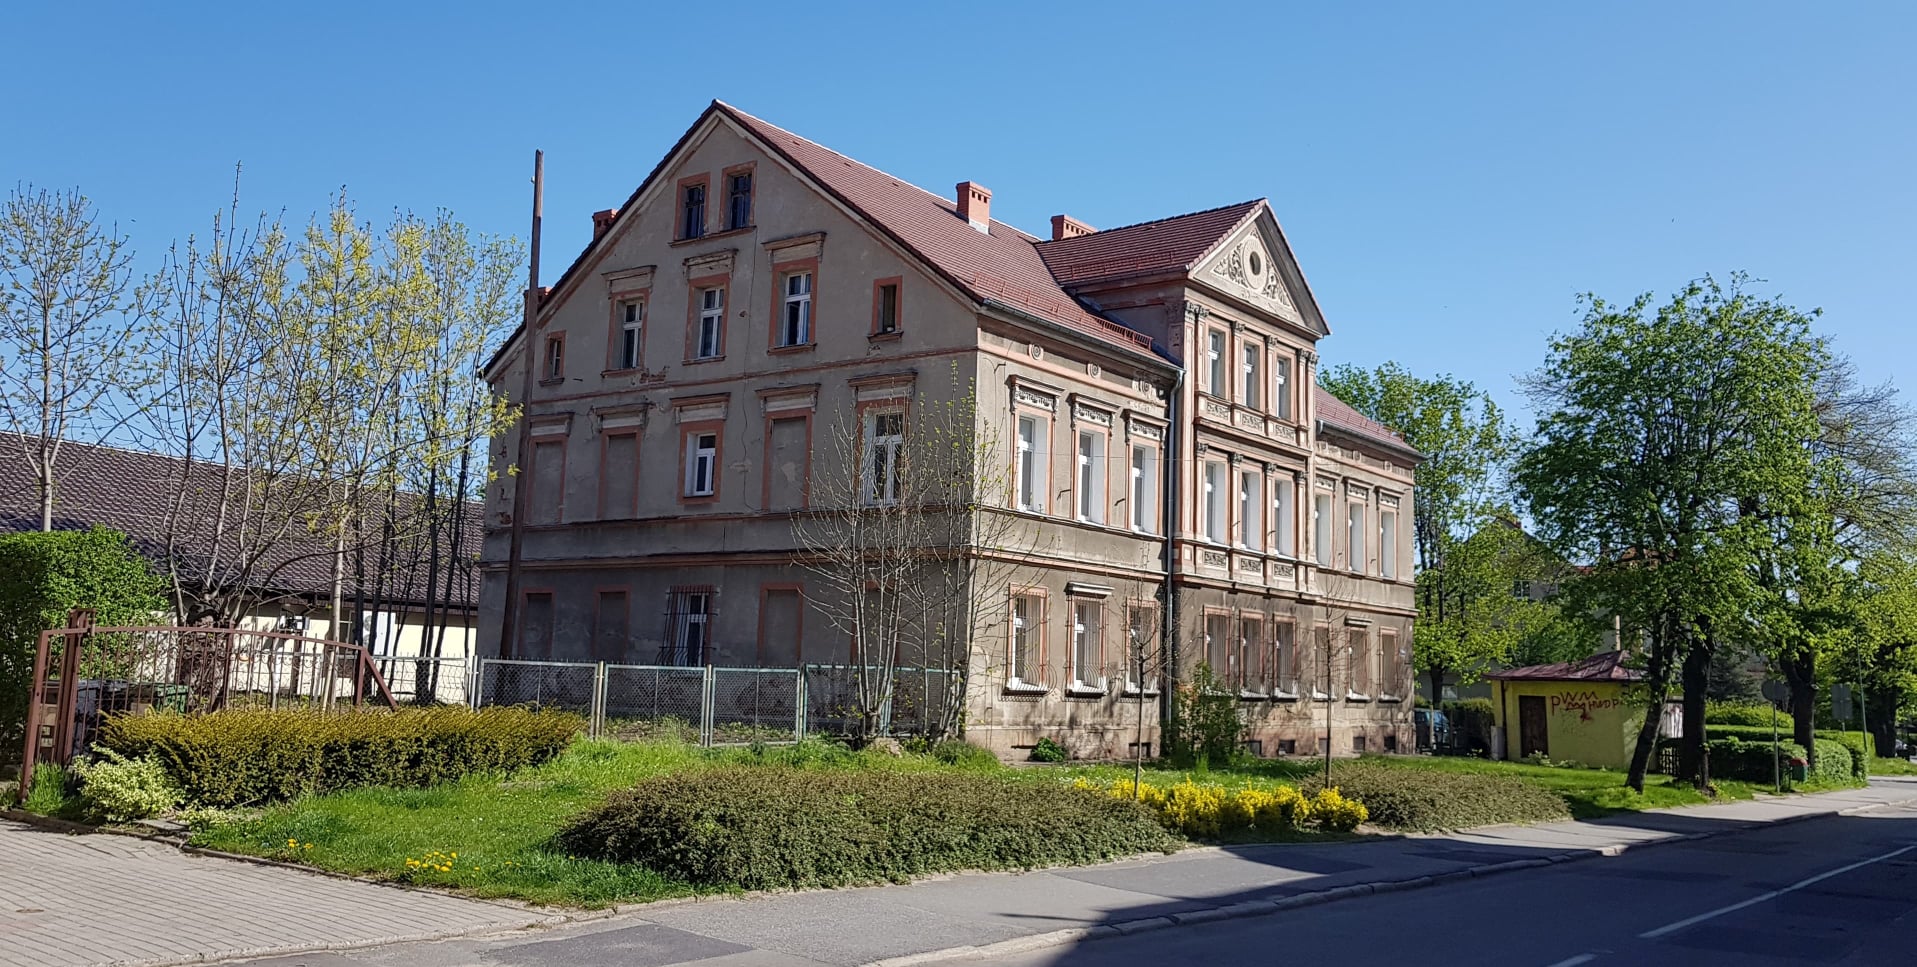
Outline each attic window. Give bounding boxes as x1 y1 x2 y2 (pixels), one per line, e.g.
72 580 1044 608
1248 251 1263 276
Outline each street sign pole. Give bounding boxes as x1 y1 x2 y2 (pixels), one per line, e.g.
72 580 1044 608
1860 685 1869 771
1762 679 1788 794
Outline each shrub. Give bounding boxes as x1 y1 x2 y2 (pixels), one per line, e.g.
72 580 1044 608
0 527 167 759
1701 737 1804 783
1163 662 1244 768
1440 699 1497 751
1308 787 1368 833
928 739 1002 770
75 748 181 823
21 762 81 819
98 705 581 807
1301 762 1569 831
556 766 1178 890
1705 701 1787 728
1809 738 1856 785
1704 726 1869 781
1077 777 1329 838
1030 737 1068 763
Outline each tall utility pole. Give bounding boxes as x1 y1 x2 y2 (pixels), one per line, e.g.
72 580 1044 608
1323 632 1335 788
499 150 544 660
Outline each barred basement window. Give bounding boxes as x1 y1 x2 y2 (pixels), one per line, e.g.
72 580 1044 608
663 588 713 665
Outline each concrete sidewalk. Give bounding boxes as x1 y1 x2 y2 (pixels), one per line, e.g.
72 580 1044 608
8 780 1916 967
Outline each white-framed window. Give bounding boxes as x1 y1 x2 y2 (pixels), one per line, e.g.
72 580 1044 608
1072 600 1103 689
1206 329 1227 396
1126 604 1158 691
667 589 711 665
1272 622 1296 694
1237 615 1263 692
695 287 724 359
617 300 643 370
1313 491 1333 566
1380 509 1399 580
1130 445 1158 534
1242 342 1262 410
1348 502 1367 572
1076 430 1106 524
1274 476 1296 557
543 335 564 380
1238 470 1264 551
1011 593 1039 684
864 410 905 505
780 271 812 346
1204 612 1232 684
1203 460 1228 543
1016 416 1047 512
1351 628 1373 696
1274 355 1292 420
685 431 718 497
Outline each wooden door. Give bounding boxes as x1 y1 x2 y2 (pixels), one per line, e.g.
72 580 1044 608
1519 695 1549 758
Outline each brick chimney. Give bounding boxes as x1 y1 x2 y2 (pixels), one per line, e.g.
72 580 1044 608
956 182 992 233
591 208 619 242
1050 214 1095 240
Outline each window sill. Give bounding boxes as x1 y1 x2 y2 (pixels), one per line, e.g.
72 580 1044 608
1346 691 1372 703
1238 689 1268 702
670 226 753 247
1377 694 1403 704
602 367 643 377
868 330 902 342
1003 681 1048 696
1121 684 1161 697
1271 690 1300 702
1065 683 1106 698
768 343 816 355
684 355 725 365
680 493 719 504
1311 690 1333 702
538 376 564 386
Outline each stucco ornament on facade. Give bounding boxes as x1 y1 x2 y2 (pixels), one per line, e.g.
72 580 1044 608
1210 237 1296 312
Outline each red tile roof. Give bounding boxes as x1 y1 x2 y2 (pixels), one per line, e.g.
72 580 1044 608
1033 200 1264 287
1486 650 1641 683
1313 386 1417 456
716 103 1156 356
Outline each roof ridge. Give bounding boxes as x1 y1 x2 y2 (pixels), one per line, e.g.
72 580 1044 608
1034 198 1265 246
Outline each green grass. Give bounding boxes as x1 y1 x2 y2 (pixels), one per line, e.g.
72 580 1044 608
1356 755 1759 819
1869 755 1917 776
188 738 991 907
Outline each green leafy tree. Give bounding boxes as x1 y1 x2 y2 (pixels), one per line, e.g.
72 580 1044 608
1416 519 1599 701
1319 362 1518 700
0 527 166 756
1516 275 1825 790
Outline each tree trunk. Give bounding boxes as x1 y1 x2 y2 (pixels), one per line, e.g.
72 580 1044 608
1866 697 1895 759
1678 638 1710 786
1626 686 1667 793
1783 653 1817 769
1427 666 1447 708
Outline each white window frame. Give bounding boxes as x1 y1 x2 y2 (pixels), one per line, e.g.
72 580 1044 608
686 431 718 497
1071 600 1103 690
1130 445 1158 534
356 611 400 657
1076 429 1106 524
1010 593 1040 686
1204 460 1228 543
1242 342 1262 410
780 271 812 346
1238 469 1264 551
1274 476 1296 557
1313 491 1333 566
1348 501 1368 573
1274 355 1292 420
1272 622 1297 696
1380 509 1399 580
1206 329 1226 396
1016 415 1048 513
864 410 905 506
695 287 724 359
618 300 643 370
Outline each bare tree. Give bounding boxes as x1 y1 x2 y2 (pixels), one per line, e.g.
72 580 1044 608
0 184 143 530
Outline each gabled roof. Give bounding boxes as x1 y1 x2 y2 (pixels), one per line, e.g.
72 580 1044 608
1313 386 1419 458
1033 200 1264 287
1486 650 1640 683
0 436 481 610
716 103 1156 356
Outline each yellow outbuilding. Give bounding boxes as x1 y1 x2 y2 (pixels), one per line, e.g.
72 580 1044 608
1488 651 1646 770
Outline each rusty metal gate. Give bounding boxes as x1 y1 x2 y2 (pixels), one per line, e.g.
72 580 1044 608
16 609 398 801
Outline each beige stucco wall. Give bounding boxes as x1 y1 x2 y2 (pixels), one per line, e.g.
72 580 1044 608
1495 678 1642 770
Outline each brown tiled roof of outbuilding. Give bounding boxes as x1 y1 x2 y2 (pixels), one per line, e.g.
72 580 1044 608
1486 650 1641 683
1033 200 1265 287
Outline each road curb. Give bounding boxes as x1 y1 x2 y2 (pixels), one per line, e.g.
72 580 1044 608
860 793 1917 967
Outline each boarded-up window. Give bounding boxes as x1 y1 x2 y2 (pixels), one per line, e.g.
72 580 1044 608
602 432 638 519
521 592 554 659
595 590 629 661
530 439 565 525
760 588 802 665
768 417 809 510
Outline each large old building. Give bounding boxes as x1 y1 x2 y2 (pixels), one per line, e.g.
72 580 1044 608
478 101 1419 756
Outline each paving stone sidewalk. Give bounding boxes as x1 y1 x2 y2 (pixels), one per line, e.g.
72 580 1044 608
0 820 558 967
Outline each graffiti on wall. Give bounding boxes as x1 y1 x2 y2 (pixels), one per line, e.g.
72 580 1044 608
1549 690 1622 722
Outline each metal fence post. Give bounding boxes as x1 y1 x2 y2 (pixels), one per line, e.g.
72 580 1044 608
700 665 715 747
592 661 607 738
795 668 807 741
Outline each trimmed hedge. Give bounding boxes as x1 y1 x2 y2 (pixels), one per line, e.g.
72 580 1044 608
1704 726 1868 782
1704 702 1788 728
556 766 1179 890
1301 762 1570 831
1702 737 1805 783
98 706 582 807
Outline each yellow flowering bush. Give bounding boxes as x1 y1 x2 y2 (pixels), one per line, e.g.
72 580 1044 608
1308 787 1368 833
1077 775 1357 838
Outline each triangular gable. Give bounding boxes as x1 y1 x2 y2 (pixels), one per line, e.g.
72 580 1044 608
1190 206 1330 337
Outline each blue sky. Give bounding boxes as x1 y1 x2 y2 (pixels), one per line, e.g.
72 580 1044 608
8 1 1912 420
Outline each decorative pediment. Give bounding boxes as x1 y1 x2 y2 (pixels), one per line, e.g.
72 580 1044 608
1204 231 1295 315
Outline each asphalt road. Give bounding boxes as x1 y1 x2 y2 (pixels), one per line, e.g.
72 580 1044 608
981 803 1917 967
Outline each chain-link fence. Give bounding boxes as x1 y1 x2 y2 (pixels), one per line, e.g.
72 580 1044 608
802 665 958 737
471 658 953 744
373 655 471 706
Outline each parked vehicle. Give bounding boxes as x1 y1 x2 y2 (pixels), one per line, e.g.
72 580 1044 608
1414 708 1452 754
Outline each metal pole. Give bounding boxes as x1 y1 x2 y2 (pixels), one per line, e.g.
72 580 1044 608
500 149 544 662
1323 633 1333 789
1859 684 1869 772
1771 698 1782 794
